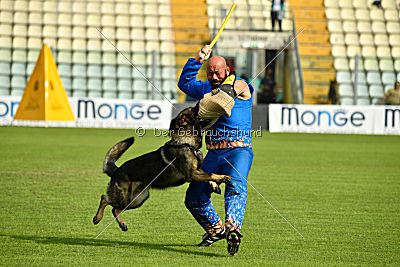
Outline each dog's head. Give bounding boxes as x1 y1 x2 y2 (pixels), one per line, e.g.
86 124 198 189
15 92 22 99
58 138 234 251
169 106 203 149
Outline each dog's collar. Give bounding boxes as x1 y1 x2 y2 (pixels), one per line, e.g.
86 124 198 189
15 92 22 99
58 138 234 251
160 147 175 167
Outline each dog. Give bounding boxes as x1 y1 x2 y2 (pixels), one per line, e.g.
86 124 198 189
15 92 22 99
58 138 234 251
93 106 231 231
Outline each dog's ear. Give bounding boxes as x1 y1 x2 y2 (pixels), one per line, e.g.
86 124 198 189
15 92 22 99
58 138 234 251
169 117 177 136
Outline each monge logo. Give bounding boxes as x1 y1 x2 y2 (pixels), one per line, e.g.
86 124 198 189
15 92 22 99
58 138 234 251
384 108 400 128
77 99 162 120
281 106 365 127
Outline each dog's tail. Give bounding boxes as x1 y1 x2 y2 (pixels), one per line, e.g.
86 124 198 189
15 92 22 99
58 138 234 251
103 137 135 177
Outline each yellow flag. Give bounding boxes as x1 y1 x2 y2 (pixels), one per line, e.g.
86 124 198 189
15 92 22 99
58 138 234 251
14 44 75 121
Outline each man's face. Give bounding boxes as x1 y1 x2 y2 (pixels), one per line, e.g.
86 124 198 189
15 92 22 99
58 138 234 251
395 82 400 89
207 63 228 89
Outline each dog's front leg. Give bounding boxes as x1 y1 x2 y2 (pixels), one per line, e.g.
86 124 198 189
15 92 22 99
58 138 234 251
209 181 222 194
189 169 231 183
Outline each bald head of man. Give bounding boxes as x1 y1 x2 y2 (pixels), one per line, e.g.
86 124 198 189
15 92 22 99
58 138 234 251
207 56 230 89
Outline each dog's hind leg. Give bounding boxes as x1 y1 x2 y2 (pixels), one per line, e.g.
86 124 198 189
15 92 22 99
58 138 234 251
112 208 128 231
93 195 108 225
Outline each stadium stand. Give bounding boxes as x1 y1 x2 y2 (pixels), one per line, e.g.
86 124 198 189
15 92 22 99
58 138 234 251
291 0 335 104
1 0 177 100
325 0 400 105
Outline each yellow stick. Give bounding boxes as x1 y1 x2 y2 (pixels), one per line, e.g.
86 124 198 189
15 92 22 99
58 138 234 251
200 3 236 60
210 3 236 48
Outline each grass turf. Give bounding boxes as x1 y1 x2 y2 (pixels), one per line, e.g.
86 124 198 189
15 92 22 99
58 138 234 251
0 126 399 265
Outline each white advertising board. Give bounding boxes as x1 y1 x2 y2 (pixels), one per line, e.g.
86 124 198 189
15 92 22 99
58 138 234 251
269 104 400 135
0 96 173 129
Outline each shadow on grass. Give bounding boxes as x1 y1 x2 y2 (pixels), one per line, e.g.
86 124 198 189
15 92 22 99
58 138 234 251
1 233 226 257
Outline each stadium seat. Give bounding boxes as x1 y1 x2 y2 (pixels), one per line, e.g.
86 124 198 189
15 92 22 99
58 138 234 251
360 34 374 46
355 9 369 20
116 28 130 41
0 11 13 24
60 77 71 91
395 60 400 72
375 34 389 46
338 83 354 97
384 10 398 21
57 51 72 64
387 22 400 34
334 57 349 70
72 78 87 91
133 91 148 100
118 79 132 92
72 2 86 13
364 58 379 71
12 50 27 63
349 57 364 71
343 21 357 33
133 79 148 91
11 76 26 90
13 25 27 37
326 8 340 20
332 45 346 57
102 65 117 78
13 37 27 48
13 11 28 24
57 38 72 50
0 75 10 89
145 16 159 29
372 22 386 34
103 79 117 92
72 90 87 98
357 22 371 33
347 46 361 57
58 1 71 13
379 59 394 72
72 26 86 39
356 84 369 97
11 62 26 76
0 49 11 62
102 15 115 27
87 52 101 65
72 64 87 78
103 91 117 99
352 71 367 84
87 40 101 51
87 14 101 26
87 65 102 78
58 13 72 26
101 2 115 14
337 71 351 83
87 78 102 91
325 0 339 7
117 66 132 79
11 89 24 96
115 3 129 15
118 91 132 99
369 84 384 98
26 63 35 77
389 35 400 46
58 64 72 77
131 41 146 52
377 46 391 58
43 13 57 26
131 28 145 41
87 91 102 98
72 51 86 65
73 14 86 27
338 0 352 8
132 53 146 66
340 97 354 105
345 34 359 45
330 33 345 45
0 37 11 47
102 52 117 65
341 9 355 20
384 84 394 93
356 97 370 105
162 67 176 79
370 9 384 21
366 71 381 84
362 46 376 57
0 62 10 75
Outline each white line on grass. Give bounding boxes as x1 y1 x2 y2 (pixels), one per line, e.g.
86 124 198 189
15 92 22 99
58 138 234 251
224 158 305 239
94 157 176 239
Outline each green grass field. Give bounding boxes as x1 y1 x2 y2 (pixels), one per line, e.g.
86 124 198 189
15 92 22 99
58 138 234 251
0 126 399 266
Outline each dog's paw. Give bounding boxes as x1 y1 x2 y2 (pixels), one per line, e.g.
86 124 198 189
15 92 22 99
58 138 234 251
209 182 221 194
93 216 100 225
120 224 128 232
220 175 232 183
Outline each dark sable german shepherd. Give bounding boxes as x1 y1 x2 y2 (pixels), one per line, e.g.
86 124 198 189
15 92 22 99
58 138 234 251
93 106 231 231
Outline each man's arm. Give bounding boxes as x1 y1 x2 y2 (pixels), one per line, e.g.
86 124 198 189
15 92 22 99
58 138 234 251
234 79 252 100
177 46 213 100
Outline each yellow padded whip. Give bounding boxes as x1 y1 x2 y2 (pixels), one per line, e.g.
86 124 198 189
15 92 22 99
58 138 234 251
200 3 236 60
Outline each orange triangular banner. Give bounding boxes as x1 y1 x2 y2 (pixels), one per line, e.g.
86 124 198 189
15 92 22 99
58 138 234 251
14 44 75 121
